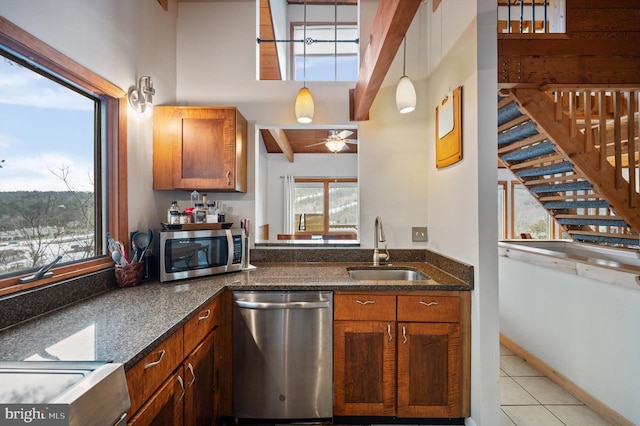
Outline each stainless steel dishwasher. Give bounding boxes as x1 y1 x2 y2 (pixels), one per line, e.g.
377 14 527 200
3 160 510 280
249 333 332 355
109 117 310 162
233 291 333 420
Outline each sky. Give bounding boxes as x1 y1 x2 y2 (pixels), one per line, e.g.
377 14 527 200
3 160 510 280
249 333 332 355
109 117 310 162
0 56 95 192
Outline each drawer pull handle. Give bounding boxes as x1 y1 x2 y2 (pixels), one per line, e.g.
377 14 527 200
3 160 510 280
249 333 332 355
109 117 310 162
226 170 232 185
356 300 375 305
420 301 439 307
198 309 211 320
387 323 392 342
144 349 165 369
177 375 185 401
402 326 408 344
187 363 196 387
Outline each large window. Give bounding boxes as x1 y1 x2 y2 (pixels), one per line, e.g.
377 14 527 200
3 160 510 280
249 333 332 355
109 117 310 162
511 182 551 239
294 178 358 236
0 19 127 293
0 53 99 274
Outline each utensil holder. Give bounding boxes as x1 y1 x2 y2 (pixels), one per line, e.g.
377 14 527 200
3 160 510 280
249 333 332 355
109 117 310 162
114 262 145 288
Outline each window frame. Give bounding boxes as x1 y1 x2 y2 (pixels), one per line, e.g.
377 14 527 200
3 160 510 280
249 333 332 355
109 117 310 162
289 20 358 82
498 181 508 239
0 17 128 296
293 177 358 236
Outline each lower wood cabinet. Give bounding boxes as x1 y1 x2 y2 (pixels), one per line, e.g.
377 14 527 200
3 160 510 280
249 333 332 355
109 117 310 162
128 368 185 426
126 292 231 426
183 331 216 425
334 291 470 419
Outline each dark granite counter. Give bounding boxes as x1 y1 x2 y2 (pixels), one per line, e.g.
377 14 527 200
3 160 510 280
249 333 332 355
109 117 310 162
0 255 472 372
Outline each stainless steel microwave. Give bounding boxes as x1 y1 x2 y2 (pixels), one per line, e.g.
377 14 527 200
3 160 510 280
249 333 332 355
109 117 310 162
159 228 244 282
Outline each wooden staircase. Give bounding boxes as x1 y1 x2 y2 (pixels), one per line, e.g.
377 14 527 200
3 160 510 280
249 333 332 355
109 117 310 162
498 87 640 248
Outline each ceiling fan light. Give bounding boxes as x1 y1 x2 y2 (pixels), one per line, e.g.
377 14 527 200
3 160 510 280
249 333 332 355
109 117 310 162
295 87 314 123
396 75 416 114
325 140 346 153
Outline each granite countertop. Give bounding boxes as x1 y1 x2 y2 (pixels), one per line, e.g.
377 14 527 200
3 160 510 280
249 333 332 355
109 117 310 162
0 260 471 371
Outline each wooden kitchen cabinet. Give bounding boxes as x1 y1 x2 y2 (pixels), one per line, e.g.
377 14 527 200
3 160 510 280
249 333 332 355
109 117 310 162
334 294 396 416
127 292 231 426
153 106 247 192
128 368 185 426
396 294 464 418
333 291 470 420
334 320 396 416
183 331 216 425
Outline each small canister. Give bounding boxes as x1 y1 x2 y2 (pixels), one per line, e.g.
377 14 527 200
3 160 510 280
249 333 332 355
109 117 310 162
194 203 207 223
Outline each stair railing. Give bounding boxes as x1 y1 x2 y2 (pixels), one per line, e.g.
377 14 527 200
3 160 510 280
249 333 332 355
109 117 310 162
550 88 639 212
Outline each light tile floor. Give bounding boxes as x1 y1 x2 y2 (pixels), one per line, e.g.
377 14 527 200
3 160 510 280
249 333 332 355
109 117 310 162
500 345 612 425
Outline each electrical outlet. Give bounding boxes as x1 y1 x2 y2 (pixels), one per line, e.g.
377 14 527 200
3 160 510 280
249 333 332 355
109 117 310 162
412 227 428 242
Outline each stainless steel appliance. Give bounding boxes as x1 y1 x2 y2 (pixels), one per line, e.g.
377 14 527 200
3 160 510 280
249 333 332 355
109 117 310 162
159 228 245 282
233 291 333 420
0 361 130 426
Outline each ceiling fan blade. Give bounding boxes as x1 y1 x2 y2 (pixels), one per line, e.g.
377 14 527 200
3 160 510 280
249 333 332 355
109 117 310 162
304 141 328 147
344 139 358 144
336 130 353 139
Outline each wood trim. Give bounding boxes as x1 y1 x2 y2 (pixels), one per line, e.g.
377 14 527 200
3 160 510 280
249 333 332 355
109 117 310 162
500 334 634 426
0 17 128 294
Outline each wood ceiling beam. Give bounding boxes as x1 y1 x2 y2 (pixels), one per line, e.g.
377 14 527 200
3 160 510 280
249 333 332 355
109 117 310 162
268 128 295 162
350 0 421 121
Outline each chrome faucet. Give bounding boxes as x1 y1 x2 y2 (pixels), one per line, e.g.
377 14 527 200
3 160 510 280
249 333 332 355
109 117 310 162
373 216 390 266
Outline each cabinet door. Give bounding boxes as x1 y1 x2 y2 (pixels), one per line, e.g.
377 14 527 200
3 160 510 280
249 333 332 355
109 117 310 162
397 322 461 418
334 320 396 416
173 108 236 190
153 106 247 191
183 331 216 426
128 368 185 426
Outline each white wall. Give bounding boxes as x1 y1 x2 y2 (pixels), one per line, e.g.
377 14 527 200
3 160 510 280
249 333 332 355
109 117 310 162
0 0 179 235
500 257 640 424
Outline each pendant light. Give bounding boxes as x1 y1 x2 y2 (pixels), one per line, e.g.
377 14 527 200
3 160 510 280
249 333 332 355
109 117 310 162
396 37 416 114
295 0 314 123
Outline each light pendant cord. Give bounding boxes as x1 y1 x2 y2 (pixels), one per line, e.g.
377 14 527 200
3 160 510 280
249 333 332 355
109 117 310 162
303 0 307 87
402 36 407 77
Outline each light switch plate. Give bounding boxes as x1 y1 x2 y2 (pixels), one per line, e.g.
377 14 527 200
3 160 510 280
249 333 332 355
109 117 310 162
412 227 428 242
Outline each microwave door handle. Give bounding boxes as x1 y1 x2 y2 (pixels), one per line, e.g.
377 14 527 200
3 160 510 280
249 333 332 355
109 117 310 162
226 229 234 269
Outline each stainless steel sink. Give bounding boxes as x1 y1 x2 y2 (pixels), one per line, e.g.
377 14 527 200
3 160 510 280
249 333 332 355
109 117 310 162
347 267 429 281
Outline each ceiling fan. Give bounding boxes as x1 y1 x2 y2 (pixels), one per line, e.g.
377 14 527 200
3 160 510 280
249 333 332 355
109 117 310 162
304 129 358 152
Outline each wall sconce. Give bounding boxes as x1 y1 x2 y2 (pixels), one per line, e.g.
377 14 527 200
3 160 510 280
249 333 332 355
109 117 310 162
129 76 155 113
396 37 416 114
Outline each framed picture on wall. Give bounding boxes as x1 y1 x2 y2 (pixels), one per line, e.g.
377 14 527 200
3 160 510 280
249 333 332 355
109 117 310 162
435 86 462 168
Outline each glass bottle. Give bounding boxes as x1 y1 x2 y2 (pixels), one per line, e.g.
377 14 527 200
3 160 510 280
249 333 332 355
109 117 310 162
207 202 218 223
167 200 181 224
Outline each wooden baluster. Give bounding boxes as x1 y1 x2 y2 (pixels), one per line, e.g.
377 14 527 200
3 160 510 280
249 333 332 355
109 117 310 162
584 92 592 152
627 90 637 207
613 91 623 189
598 91 607 171
569 91 578 137
554 91 563 122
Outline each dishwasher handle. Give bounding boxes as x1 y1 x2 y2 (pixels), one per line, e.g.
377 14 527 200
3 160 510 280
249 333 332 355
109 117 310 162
235 299 331 310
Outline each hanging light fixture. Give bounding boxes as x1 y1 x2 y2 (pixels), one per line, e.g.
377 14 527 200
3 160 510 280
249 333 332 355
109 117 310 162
396 37 416 114
325 139 346 153
295 0 314 123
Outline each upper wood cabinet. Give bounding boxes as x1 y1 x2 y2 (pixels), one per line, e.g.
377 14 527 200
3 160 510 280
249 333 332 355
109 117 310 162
153 106 248 192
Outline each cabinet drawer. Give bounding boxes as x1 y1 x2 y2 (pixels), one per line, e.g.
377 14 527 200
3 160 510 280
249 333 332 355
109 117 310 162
126 327 184 416
184 297 221 355
397 295 459 323
334 294 396 321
